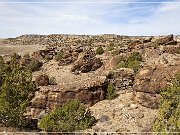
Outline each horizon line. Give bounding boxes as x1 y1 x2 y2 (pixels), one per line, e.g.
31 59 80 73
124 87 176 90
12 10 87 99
1 1 180 4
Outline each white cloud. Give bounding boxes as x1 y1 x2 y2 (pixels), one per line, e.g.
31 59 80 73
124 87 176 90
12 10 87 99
0 0 180 38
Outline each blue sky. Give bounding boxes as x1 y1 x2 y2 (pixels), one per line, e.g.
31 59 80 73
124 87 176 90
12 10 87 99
0 0 180 38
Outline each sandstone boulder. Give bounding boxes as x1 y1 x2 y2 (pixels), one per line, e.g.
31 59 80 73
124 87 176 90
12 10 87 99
58 52 78 66
107 68 134 92
71 50 103 73
29 75 108 118
155 34 177 45
133 65 180 94
143 37 153 43
133 92 161 109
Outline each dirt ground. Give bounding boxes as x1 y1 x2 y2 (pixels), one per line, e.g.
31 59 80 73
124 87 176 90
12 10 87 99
0 44 46 56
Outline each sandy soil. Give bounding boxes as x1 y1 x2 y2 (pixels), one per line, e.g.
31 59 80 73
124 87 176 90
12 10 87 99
0 44 46 56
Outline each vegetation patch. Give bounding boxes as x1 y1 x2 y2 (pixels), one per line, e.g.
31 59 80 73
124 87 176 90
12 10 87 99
55 51 63 61
96 46 104 55
28 58 42 72
107 44 115 51
39 99 96 132
118 52 142 73
153 73 180 133
106 82 116 100
0 55 37 128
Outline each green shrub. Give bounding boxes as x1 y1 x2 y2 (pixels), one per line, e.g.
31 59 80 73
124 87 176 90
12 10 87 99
0 56 36 128
55 51 63 61
153 73 180 133
10 53 21 66
118 52 142 73
96 46 104 55
106 82 116 100
49 77 57 85
39 99 95 132
28 59 42 72
0 56 4 73
107 45 114 51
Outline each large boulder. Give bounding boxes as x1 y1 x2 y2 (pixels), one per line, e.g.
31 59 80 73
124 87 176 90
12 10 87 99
107 68 134 92
29 76 108 118
133 65 180 108
155 34 177 45
133 65 180 94
71 50 103 73
133 92 161 109
31 50 47 59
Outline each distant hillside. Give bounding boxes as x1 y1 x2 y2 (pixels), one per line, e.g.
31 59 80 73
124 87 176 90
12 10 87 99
1 34 179 46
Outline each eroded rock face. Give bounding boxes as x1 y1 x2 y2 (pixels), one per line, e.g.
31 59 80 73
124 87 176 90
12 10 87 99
155 34 177 45
31 47 57 60
71 50 103 73
107 68 134 92
162 45 180 54
133 92 161 109
133 65 180 94
133 65 180 108
58 49 78 66
29 76 108 118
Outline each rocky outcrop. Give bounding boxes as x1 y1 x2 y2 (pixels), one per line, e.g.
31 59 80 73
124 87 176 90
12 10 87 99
154 34 177 45
29 76 108 118
133 65 180 94
58 49 78 66
162 45 180 54
31 47 57 59
107 68 134 93
133 65 180 108
133 92 161 109
71 50 103 74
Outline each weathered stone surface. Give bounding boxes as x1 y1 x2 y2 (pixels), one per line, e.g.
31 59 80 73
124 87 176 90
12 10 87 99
29 75 108 118
162 45 180 54
133 65 180 94
58 49 78 66
35 74 49 86
143 37 153 43
133 92 162 109
71 50 103 73
128 40 143 51
107 68 134 92
31 47 57 59
155 34 177 45
88 92 157 132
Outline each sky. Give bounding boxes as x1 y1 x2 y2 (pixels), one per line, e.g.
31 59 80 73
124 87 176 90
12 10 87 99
0 0 180 38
